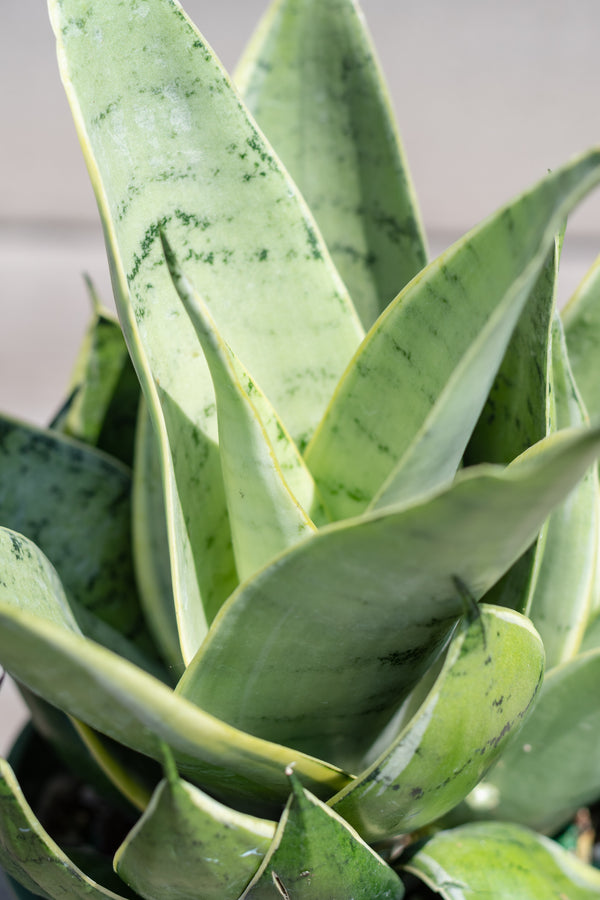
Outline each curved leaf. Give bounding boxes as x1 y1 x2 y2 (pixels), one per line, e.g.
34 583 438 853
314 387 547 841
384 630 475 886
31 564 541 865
241 772 405 899
178 424 600 770
236 0 427 328
330 606 544 842
0 757 128 900
463 648 600 833
0 528 349 812
403 822 600 900
563 252 600 422
49 0 363 659
115 755 275 900
304 150 600 519
161 233 319 581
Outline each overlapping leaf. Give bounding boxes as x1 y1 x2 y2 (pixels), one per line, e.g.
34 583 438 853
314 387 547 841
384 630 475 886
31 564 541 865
463 647 600 834
178 423 600 771
236 0 427 328
49 0 364 662
241 772 405 899
115 752 276 900
304 150 600 519
403 822 600 899
563 252 600 422
0 527 349 812
330 605 544 841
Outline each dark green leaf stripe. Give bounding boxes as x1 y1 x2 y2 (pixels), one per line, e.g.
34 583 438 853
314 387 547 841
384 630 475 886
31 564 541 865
236 0 427 328
178 423 600 771
49 0 364 659
305 150 600 519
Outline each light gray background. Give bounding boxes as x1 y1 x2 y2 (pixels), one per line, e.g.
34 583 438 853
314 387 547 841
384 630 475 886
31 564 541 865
1 0 600 752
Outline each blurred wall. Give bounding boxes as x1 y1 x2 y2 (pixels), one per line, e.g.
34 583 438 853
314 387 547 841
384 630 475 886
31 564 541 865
1 0 600 748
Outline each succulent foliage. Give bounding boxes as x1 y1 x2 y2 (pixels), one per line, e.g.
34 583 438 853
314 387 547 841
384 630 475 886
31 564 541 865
2 0 600 897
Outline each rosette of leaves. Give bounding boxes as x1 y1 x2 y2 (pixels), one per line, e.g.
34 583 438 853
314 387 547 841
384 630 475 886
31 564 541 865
2 1 600 898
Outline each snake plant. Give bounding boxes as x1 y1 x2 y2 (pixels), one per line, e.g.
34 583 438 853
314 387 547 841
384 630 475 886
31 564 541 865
2 1 600 897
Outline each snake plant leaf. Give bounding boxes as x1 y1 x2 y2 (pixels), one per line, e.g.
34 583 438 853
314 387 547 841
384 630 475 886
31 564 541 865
52 295 139 466
304 150 600 520
403 822 600 900
0 416 150 651
563 252 600 423
114 754 276 900
0 529 350 810
463 648 600 834
242 771 405 899
178 423 600 771
460 237 557 613
524 318 598 665
49 0 364 661
235 0 427 330
330 605 544 842
132 401 183 675
0 757 128 900
161 233 320 581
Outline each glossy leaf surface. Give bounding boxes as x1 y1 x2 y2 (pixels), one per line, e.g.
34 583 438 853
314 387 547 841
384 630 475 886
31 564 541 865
305 150 600 519
115 761 275 900
49 0 363 660
179 424 600 770
465 648 600 833
236 0 426 328
404 822 600 899
331 605 544 841
0 528 349 810
242 773 404 899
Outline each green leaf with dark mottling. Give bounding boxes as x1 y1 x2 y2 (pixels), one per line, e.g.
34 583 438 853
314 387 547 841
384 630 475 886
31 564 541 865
52 295 139 466
236 0 427 329
304 150 600 520
0 416 151 653
563 252 600 422
114 755 275 900
403 822 600 899
330 605 543 842
0 757 129 900
177 424 600 771
162 233 324 581
0 529 350 812
524 318 598 665
49 0 364 661
462 648 600 833
242 772 404 899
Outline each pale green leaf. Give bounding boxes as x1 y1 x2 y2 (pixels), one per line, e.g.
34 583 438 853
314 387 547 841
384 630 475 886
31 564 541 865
463 648 600 833
330 605 544 841
236 0 427 328
403 822 600 900
563 252 600 422
0 529 350 812
0 757 128 900
304 150 600 519
242 772 405 899
161 233 320 581
132 401 183 676
115 756 275 900
52 297 139 466
178 423 600 771
49 0 363 660
524 318 598 665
